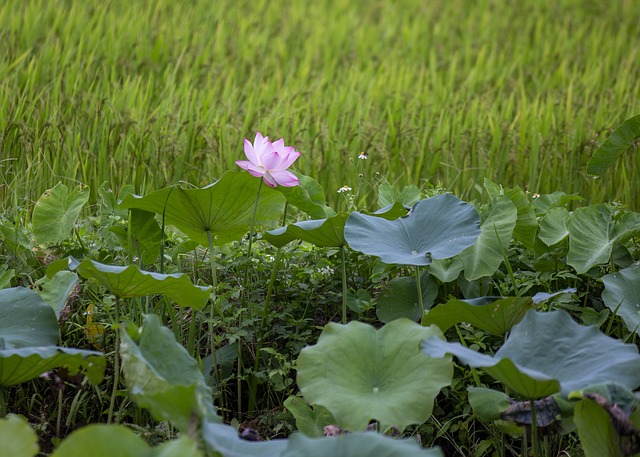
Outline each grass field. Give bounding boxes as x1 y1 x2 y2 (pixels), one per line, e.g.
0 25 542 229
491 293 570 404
1 0 639 211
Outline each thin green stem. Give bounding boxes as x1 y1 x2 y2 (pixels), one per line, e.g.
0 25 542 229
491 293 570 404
341 246 348 324
249 203 289 413
415 266 426 326
56 388 63 439
530 399 540 457
241 179 263 303
454 324 483 387
107 296 121 425
206 230 218 290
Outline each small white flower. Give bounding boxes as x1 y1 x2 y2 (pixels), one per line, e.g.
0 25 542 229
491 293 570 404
337 185 352 193
358 152 368 160
319 266 334 276
532 193 540 199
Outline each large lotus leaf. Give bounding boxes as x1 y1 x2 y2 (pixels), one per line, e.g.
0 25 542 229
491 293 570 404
32 182 90 245
587 114 640 176
422 310 640 399
344 194 480 266
0 414 39 457
50 424 203 457
0 346 105 387
424 297 535 335
484 180 537 251
0 287 59 348
263 213 349 248
120 171 285 246
460 196 518 280
110 208 162 265
296 319 452 431
602 264 640 334
283 396 335 437
538 207 571 246
532 191 583 217
377 182 422 208
376 271 438 323
277 173 336 219
574 398 626 457
120 314 220 432
74 259 211 310
35 270 79 319
202 422 289 457
467 387 512 422
282 431 444 457
567 205 640 274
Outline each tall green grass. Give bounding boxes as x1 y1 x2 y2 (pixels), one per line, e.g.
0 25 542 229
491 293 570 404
1 0 639 211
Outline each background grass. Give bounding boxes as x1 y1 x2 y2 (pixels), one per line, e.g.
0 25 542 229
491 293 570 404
1 0 639 211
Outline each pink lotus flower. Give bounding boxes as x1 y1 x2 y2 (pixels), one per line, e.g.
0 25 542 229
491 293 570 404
236 132 301 187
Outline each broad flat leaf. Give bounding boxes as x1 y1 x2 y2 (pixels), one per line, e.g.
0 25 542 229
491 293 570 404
120 314 220 432
277 173 336 219
296 319 452 431
422 310 640 399
538 207 570 246
0 269 14 289
376 271 438 323
110 209 162 265
346 288 372 313
428 257 464 283
574 399 625 457
345 194 480 266
32 183 90 245
423 297 535 335
263 213 349 248
567 206 640 274
587 114 640 176
35 271 79 319
50 425 149 457
467 387 511 421
283 431 444 457
283 396 335 437
532 191 582 217
120 171 285 246
602 264 640 334
74 259 211 310
202 422 288 457
0 414 39 457
0 346 105 386
484 180 537 250
0 287 58 348
460 196 517 280
377 182 422 208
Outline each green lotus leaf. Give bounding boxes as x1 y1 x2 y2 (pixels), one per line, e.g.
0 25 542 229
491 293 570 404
377 182 422 208
422 310 640 399
0 414 39 457
283 396 335 438
50 424 202 457
32 182 90 245
0 287 58 348
277 173 336 219
467 387 512 422
459 195 517 280
202 422 288 456
423 297 535 335
574 398 626 457
567 205 640 274
263 213 349 248
538 207 571 246
74 259 211 310
344 194 480 266
532 191 582 217
0 269 15 289
296 319 452 431
110 208 163 265
120 171 285 246
376 271 438 323
120 314 220 432
587 114 640 176
35 270 79 319
484 180 537 251
282 431 444 457
428 257 464 283
602 264 640 334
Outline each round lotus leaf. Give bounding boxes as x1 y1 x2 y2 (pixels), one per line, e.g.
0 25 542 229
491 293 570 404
296 319 452 431
344 194 480 266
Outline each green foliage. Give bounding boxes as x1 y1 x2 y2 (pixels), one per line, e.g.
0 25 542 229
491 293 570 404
0 414 39 457
32 183 90 246
601 264 640 334
296 319 452 431
587 114 640 176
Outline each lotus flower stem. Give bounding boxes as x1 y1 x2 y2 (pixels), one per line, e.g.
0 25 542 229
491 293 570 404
530 399 540 457
249 203 289 413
